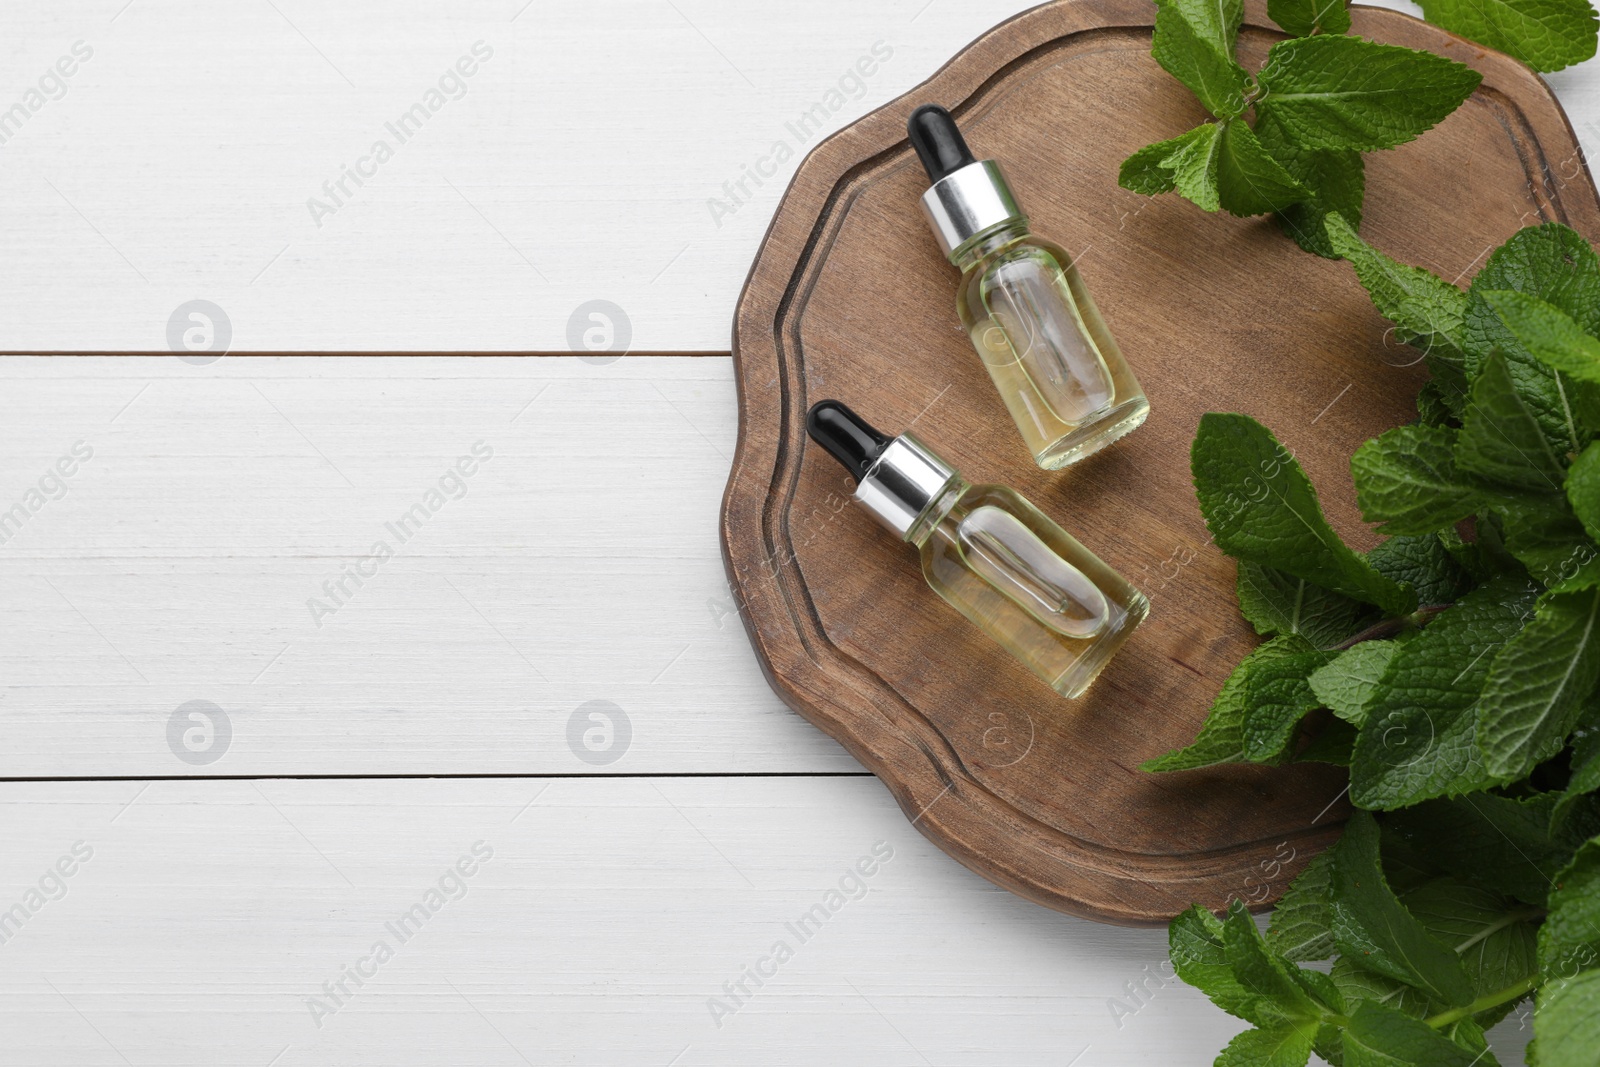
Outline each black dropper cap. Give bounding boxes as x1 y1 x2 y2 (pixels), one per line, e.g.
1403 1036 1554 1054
806 400 890 483
907 104 975 184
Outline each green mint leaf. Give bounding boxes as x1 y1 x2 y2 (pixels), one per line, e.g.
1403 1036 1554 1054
1144 635 1314 771
1193 413 1415 616
1466 224 1600 338
1417 380 1460 427
1417 0 1598 73
1242 651 1336 761
1167 121 1225 212
1464 224 1600 453
1223 901 1329 1022
1119 128 1206 195
1216 120 1311 216
1535 967 1600 1067
1255 109 1364 258
1267 0 1352 36
1567 440 1600 542
1553 555 1600 593
1237 561 1374 648
1171 904 1272 1022
1152 0 1251 119
1402 877 1539 1022
1351 576 1539 809
1340 1001 1493 1066
1328 811 1477 1006
1487 494 1591 586
1325 214 1468 363
1255 35 1481 151
1553 722 1600 828
1456 352 1568 492
1309 640 1404 727
1483 289 1600 388
1476 586 1600 779
1351 425 1480 536
1384 792 1583 906
1268 848 1336 962
1217 1024 1318 1067
1367 534 1473 606
1538 837 1600 982
1440 1018 1500 1064
1330 956 1440 1021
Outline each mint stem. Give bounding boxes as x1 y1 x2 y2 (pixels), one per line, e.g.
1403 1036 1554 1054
1423 976 1538 1029
1331 604 1451 651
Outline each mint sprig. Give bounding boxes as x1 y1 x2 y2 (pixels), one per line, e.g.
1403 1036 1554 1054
1119 6 1481 252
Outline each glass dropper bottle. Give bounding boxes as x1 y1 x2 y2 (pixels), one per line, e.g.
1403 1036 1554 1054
909 104 1149 469
807 399 1147 698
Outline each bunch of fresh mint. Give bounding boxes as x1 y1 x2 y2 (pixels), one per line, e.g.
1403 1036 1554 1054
1117 0 1595 258
1107 3 1600 1061
1144 217 1600 1065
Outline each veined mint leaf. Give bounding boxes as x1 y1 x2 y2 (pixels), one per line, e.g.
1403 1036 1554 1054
1268 848 1335 962
1330 956 1439 1020
1417 380 1459 427
1167 121 1225 212
1237 561 1373 648
1384 792 1582 906
1535 967 1600 1067
1268 0 1351 36
1223 901 1333 1024
1309 640 1404 727
1417 0 1598 73
1242 651 1335 761
1351 576 1539 809
1441 1019 1500 1064
1476 585 1600 779
1153 0 1251 119
1464 224 1600 452
1467 224 1600 340
1193 413 1415 616
1567 440 1600 542
1255 35 1481 151
1216 120 1310 216
1216 1023 1318 1067
1144 635 1313 771
1538 837 1600 982
1119 126 1212 195
1456 352 1568 492
1483 289 1600 388
1340 1001 1494 1066
1402 877 1539 1020
1326 214 1468 363
1496 497 1590 586
1367 534 1472 606
1172 904 1270 1022
1328 811 1476 1006
1351 425 1480 535
1256 109 1363 259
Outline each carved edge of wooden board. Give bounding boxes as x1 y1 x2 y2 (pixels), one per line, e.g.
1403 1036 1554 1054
721 0 1600 925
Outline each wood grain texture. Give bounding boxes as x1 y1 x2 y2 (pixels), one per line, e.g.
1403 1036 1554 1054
722 0 1600 924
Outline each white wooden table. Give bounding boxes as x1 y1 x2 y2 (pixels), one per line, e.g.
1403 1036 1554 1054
2 2 1591 1062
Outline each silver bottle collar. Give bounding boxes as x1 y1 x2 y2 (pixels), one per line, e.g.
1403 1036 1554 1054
854 433 957 539
919 159 1025 258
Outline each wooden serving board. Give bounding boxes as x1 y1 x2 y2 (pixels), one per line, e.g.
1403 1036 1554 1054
720 0 1600 925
